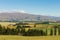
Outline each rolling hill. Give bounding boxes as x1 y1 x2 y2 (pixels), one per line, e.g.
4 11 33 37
0 12 60 22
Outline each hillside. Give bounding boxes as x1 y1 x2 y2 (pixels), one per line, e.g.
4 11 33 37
0 12 60 22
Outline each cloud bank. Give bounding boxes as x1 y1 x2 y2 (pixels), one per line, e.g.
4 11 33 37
0 10 27 13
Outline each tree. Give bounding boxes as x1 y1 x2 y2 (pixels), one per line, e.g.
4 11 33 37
50 28 53 36
11 28 18 35
0 24 3 34
58 28 60 35
5 27 11 35
16 25 21 34
34 24 36 27
46 28 47 36
2 27 6 35
20 28 25 36
57 25 60 35
23 29 46 36
52 25 58 35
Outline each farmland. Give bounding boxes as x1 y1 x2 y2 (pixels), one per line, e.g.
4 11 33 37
0 35 59 40
0 22 59 28
0 22 60 40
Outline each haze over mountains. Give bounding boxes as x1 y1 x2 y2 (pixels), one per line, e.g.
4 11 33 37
0 11 60 22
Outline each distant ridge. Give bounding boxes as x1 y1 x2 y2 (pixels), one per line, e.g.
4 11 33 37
0 12 60 22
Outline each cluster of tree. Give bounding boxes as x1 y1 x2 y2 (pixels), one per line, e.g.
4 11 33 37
0 25 18 35
0 24 47 36
16 25 47 36
0 24 60 36
16 25 60 36
23 29 46 36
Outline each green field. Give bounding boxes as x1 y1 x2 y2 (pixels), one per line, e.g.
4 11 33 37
0 35 59 40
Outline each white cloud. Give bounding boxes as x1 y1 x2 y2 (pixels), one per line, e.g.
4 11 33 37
0 10 27 13
12 10 26 13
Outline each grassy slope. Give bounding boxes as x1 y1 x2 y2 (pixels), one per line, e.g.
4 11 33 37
0 35 59 40
0 22 55 28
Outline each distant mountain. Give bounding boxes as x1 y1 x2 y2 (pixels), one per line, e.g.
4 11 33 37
0 12 60 22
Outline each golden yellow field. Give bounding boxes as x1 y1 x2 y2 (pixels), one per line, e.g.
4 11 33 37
0 35 59 40
0 22 56 28
0 22 16 29
0 22 16 26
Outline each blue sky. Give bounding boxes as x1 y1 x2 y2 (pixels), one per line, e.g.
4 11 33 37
0 0 60 17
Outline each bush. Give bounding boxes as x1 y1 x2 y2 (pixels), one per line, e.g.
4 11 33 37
23 29 46 36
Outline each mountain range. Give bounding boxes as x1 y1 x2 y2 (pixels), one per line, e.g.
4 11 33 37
0 12 60 22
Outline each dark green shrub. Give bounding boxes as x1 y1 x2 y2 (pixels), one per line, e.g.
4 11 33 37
23 29 46 36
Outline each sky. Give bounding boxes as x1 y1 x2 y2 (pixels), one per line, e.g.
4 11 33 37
0 0 60 17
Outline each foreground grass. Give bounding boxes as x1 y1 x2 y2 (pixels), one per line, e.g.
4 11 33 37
0 35 59 40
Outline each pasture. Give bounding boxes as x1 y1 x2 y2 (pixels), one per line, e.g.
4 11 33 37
0 35 59 40
0 22 58 28
0 22 16 26
0 22 59 40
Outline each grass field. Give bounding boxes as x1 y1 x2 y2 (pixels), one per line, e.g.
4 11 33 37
0 22 57 28
0 22 16 26
0 35 59 40
0 22 59 40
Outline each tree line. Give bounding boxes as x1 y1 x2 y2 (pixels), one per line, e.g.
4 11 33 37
0 24 60 36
